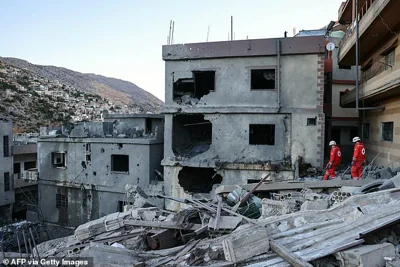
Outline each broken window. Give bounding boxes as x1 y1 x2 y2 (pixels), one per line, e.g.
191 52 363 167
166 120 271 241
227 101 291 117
24 161 36 170
111 154 129 172
173 114 212 157
251 69 276 90
14 163 21 175
362 124 370 140
249 124 275 145
145 118 153 134
56 193 68 208
381 122 393 141
178 167 222 193
3 135 9 157
52 152 66 168
307 118 316 126
4 172 10 192
173 71 215 102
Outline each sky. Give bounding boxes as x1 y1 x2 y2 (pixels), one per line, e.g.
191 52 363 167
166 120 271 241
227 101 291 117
0 0 344 101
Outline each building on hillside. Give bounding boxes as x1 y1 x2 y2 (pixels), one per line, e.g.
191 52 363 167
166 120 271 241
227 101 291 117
37 114 164 228
162 36 327 210
0 119 14 220
296 25 360 163
338 0 400 167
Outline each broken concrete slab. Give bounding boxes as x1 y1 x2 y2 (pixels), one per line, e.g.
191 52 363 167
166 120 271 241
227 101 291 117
335 243 395 267
261 198 291 218
378 167 396 180
222 226 270 263
208 216 242 230
79 242 140 266
300 199 328 211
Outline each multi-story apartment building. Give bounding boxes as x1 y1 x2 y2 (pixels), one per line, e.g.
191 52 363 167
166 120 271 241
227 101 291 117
0 119 14 219
162 36 327 210
37 114 164 227
339 0 400 167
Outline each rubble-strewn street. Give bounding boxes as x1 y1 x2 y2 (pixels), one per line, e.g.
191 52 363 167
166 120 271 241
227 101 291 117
2 171 400 266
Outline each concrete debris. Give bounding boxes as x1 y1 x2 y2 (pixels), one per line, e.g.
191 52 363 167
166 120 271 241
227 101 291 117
335 243 396 267
222 226 270 263
300 199 328 211
261 198 291 217
23 182 400 267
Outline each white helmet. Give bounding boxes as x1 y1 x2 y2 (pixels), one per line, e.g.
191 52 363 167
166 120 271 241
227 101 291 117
352 136 361 143
329 140 336 146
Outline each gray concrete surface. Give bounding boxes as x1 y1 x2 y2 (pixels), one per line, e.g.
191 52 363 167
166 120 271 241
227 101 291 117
37 117 164 227
162 37 325 211
0 120 14 213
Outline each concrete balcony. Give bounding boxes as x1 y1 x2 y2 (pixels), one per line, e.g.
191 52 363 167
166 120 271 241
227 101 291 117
338 0 394 66
341 66 400 106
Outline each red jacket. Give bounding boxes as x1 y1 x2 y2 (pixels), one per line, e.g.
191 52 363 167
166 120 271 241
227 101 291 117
329 146 342 166
352 142 366 163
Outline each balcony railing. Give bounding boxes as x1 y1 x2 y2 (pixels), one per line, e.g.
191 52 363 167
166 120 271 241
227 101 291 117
22 169 38 181
338 0 377 57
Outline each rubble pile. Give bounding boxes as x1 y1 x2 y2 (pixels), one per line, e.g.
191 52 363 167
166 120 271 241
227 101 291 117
8 174 400 266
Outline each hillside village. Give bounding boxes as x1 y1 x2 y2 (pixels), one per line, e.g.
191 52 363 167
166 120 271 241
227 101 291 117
0 60 149 131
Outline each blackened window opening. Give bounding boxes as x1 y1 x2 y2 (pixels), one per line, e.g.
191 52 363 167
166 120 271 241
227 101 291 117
145 118 153 134
173 114 212 157
382 122 394 141
3 135 9 157
173 71 215 100
178 167 223 193
4 172 10 192
111 154 129 172
249 124 275 145
251 69 276 89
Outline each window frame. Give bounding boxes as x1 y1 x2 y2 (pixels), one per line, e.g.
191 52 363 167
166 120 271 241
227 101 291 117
56 193 68 208
249 124 276 146
248 66 278 91
381 121 394 142
111 154 130 173
4 172 10 192
3 135 9 157
307 118 317 126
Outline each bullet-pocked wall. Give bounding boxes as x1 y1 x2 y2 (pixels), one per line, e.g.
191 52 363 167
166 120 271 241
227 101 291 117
38 138 164 227
162 37 325 210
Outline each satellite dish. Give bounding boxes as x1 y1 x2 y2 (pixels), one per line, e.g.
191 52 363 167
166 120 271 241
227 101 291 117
326 42 335 51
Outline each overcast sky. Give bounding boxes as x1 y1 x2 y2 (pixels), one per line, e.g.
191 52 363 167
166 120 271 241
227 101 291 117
0 0 344 101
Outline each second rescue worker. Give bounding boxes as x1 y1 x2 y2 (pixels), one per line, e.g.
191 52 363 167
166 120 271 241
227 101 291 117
351 136 366 180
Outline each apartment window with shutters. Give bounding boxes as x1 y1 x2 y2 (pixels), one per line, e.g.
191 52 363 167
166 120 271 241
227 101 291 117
4 172 10 192
3 135 9 157
381 122 394 141
385 50 395 70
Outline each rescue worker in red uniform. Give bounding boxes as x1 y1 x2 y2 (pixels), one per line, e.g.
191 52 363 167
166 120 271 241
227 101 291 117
323 140 342 180
351 136 366 180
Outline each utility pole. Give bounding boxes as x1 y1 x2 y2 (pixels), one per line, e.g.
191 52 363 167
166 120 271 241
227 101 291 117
171 21 175 45
355 0 359 110
207 26 210 42
231 16 233 41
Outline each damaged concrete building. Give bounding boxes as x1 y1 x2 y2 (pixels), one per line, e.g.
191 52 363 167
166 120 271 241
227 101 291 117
339 0 400 168
0 119 14 219
162 36 328 210
36 114 164 229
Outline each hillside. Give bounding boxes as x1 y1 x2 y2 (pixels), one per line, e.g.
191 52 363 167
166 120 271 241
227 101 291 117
0 59 161 132
0 57 163 112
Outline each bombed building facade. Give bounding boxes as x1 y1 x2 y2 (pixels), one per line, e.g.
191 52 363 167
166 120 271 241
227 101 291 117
37 114 164 227
162 36 327 210
0 119 14 219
